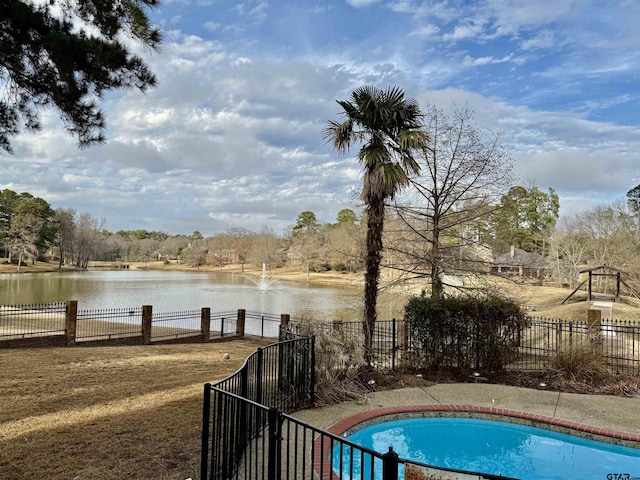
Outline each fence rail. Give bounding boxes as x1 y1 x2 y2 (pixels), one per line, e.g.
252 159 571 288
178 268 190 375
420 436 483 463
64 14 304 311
210 310 238 339
202 336 316 480
0 302 67 339
517 318 640 375
151 309 202 341
202 333 514 480
0 302 277 347
244 311 282 338
76 307 143 342
3 302 640 376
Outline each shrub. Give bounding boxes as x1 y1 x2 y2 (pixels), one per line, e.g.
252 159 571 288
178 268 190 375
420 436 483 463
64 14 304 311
293 319 368 405
309 261 331 272
330 262 348 272
404 292 528 372
551 346 607 385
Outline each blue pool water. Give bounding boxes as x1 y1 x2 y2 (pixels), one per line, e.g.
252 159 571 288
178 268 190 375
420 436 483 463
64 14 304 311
335 417 640 480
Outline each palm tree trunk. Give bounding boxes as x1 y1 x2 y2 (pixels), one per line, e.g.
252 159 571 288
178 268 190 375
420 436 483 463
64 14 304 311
364 195 385 366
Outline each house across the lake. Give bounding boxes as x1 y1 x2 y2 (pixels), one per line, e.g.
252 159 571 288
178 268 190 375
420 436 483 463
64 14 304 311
491 246 549 278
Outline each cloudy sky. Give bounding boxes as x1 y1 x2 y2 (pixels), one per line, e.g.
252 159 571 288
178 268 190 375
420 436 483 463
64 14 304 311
2 0 639 236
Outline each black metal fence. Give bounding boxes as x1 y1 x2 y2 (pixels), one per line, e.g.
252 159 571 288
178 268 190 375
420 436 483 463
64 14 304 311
517 318 640 375
201 334 417 480
244 311 282 338
201 336 317 479
0 302 66 339
284 318 402 371
283 317 640 376
151 309 202 341
211 310 238 339
201 333 518 480
0 302 282 347
76 307 143 341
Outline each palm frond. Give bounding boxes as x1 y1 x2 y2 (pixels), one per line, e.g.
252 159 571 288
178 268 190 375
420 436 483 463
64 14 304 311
325 84 427 198
322 119 353 153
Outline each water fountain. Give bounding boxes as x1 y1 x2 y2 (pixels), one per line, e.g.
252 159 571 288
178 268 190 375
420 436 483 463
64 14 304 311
245 263 275 292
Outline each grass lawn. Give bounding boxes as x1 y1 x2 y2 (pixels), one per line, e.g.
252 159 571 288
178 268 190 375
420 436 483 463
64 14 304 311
0 340 266 480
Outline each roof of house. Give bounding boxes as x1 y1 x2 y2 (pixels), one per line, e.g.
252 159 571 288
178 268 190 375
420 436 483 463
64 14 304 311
493 248 548 268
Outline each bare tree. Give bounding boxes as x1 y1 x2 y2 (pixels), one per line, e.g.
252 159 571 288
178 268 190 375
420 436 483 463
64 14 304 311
290 228 324 280
325 213 365 273
391 104 514 297
251 226 280 271
548 201 640 294
55 208 76 268
550 217 590 288
227 227 254 272
74 213 104 269
8 213 44 270
574 202 639 273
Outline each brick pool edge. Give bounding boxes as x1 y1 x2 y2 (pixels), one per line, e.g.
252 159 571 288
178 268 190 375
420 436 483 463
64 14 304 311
313 404 640 479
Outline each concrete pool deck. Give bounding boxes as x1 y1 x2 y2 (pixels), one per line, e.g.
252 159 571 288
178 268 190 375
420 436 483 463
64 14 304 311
294 382 640 441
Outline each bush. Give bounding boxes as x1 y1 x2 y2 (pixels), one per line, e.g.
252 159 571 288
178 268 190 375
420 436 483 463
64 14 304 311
404 292 529 372
330 262 348 272
292 319 368 405
309 261 331 272
551 346 607 385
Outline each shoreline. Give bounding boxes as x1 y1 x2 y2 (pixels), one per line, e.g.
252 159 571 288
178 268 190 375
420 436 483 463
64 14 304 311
4 261 640 323
0 260 365 289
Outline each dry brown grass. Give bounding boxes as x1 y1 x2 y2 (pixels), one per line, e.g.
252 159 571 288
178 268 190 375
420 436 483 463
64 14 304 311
0 340 266 480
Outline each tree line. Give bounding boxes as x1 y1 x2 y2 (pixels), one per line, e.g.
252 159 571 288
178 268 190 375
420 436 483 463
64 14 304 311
0 182 556 272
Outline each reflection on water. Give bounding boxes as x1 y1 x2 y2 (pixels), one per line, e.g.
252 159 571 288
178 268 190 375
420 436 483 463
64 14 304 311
0 270 403 321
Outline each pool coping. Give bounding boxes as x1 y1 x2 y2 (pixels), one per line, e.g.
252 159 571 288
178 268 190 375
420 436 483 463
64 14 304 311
313 404 640 479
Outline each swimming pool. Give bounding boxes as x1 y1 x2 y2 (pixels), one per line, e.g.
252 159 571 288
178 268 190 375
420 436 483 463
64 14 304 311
334 416 640 480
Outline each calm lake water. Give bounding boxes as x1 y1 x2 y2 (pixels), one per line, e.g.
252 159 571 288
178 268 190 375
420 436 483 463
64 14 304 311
0 270 393 322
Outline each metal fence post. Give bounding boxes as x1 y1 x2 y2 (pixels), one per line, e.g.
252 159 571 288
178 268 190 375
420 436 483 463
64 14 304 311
382 446 399 480
392 318 397 372
200 383 211 480
310 336 316 407
256 347 263 405
569 321 573 347
239 367 248 445
267 407 282 480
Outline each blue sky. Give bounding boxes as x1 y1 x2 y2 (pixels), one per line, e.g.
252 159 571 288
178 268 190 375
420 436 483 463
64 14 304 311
2 0 639 235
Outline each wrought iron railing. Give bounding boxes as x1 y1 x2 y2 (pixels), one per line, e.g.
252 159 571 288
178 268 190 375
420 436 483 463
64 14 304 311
201 333 518 480
284 317 640 376
76 307 143 341
0 302 66 338
201 336 316 479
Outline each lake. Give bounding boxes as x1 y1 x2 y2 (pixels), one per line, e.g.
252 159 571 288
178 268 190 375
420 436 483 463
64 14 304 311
0 269 402 322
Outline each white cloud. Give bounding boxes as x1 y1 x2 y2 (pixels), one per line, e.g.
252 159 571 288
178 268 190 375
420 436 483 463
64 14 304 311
461 53 523 67
203 21 221 31
3 0 640 236
442 22 486 41
233 1 269 20
346 0 380 7
520 30 556 50
409 24 440 38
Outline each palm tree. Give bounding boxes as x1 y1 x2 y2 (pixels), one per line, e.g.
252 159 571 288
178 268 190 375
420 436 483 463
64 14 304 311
323 85 427 364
